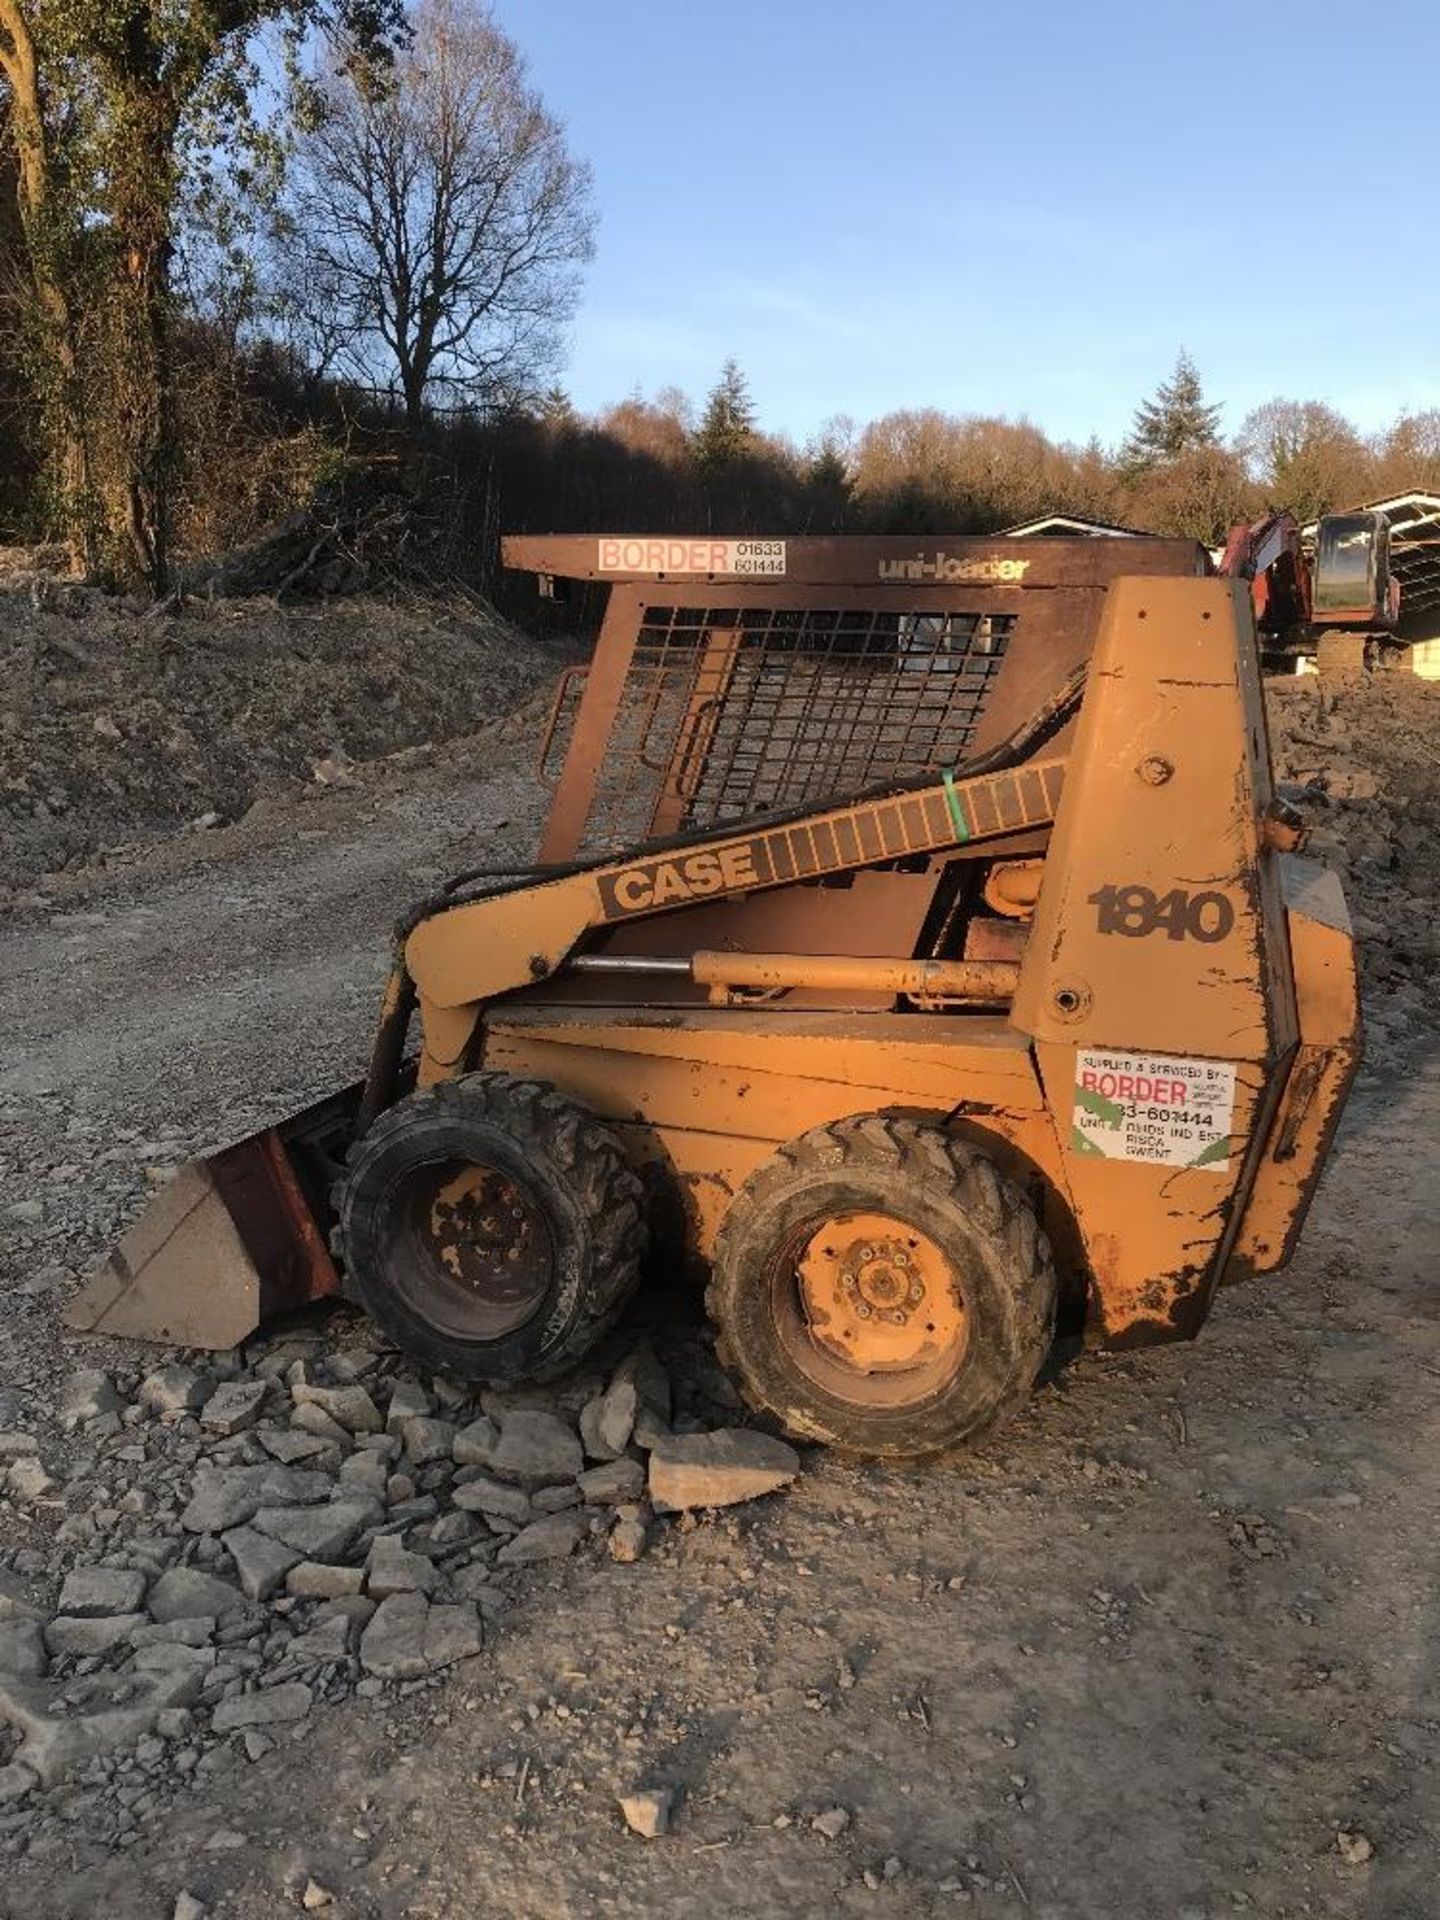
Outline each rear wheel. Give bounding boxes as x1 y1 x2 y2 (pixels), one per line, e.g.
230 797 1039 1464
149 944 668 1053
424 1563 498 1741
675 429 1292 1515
707 1115 1055 1458
336 1072 645 1383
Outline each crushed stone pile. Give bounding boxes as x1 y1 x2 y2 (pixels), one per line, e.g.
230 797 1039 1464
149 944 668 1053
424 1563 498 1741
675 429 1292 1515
0 1330 798 1856
0 574 571 893
1265 669 1440 1072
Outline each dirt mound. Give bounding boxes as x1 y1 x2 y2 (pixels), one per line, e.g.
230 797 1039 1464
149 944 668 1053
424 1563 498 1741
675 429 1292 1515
0 578 572 893
1266 669 1440 1070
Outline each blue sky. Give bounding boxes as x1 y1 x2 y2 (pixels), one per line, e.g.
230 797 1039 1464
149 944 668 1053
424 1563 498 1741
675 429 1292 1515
487 0 1440 450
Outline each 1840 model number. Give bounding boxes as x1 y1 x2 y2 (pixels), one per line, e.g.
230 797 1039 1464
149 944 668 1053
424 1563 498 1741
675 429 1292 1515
1087 883 1235 943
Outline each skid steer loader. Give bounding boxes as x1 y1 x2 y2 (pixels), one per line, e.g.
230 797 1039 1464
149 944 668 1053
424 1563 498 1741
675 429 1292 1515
69 534 1361 1457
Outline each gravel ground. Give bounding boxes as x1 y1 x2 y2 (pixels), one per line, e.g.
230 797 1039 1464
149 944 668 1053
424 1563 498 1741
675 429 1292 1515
0 671 1436 1919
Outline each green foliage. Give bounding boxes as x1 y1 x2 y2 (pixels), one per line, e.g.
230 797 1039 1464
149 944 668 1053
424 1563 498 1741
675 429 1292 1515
694 358 755 467
1122 350 1221 472
0 0 407 584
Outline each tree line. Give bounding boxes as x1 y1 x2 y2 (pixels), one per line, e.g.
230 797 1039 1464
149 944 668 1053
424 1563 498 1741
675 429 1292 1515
0 1 1436 597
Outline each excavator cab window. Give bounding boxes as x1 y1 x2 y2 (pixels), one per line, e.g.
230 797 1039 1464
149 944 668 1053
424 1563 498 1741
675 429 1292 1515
1312 511 1392 625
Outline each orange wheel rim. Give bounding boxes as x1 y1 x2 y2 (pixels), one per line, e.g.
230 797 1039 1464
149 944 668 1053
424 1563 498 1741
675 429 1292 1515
795 1209 967 1377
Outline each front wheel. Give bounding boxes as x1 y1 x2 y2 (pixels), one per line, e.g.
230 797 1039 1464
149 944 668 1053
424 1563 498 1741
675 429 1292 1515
336 1072 645 1383
707 1115 1056 1459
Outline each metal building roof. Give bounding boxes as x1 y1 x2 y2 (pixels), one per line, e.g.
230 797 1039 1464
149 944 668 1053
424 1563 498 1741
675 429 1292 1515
1365 493 1440 624
1000 513 1145 539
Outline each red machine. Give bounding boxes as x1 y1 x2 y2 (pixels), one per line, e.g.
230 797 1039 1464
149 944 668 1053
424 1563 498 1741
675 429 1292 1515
1221 509 1399 658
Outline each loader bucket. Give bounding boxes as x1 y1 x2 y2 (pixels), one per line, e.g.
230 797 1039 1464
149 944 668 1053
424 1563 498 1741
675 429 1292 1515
66 1088 361 1351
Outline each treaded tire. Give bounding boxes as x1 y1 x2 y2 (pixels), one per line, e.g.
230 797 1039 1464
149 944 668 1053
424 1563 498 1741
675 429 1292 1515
336 1072 645 1384
707 1115 1056 1459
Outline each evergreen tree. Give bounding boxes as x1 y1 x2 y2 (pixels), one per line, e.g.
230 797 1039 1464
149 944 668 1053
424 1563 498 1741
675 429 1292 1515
1122 351 1222 471
536 385 579 431
803 429 854 529
694 358 756 466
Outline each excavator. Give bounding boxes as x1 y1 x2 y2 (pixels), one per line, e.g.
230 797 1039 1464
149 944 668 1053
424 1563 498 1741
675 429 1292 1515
68 532 1362 1458
1220 506 1398 669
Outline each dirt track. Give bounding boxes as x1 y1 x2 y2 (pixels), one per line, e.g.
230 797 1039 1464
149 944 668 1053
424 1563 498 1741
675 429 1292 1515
0 678 1438 1918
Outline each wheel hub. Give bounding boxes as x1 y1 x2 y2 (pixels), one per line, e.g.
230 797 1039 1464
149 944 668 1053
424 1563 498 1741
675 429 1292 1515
797 1210 965 1374
395 1157 553 1339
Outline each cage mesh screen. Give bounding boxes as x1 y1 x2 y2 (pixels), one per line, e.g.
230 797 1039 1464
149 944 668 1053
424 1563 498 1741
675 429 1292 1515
559 605 1013 857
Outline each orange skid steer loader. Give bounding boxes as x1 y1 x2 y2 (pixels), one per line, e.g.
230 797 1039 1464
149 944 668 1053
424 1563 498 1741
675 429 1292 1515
69 535 1361 1458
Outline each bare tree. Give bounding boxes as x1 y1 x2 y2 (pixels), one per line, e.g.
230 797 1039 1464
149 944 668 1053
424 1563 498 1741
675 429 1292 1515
284 0 595 429
1236 399 1369 521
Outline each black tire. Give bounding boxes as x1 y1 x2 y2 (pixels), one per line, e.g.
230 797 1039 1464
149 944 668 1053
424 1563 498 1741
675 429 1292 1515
707 1115 1056 1459
336 1072 645 1384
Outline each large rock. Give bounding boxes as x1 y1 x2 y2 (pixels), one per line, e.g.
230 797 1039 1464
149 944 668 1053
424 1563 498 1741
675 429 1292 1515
252 1500 372 1560
619 1786 674 1838
609 1515 648 1564
358 1593 482 1681
452 1417 499 1467
366 1534 437 1599
200 1381 267 1435
290 1403 352 1445
495 1510 589 1567
0 1619 46 1679
385 1379 432 1433
139 1364 210 1417
147 1567 246 1624
487 1411 583 1488
0 1763 35 1804
648 1430 800 1512
579 1395 622 1463
0 1669 201 1787
422 1603 485 1672
401 1417 455 1465
280 1613 354 1670
183 1472 266 1536
286 1562 365 1600
133 1616 215 1648
58 1370 122 1428
532 1484 582 1514
339 1451 389 1499
578 1458 646 1504
8 1457 56 1501
291 1384 382 1434
56 1567 147 1616
450 1474 532 1525
596 1379 638 1456
133 1642 215 1677
211 1683 312 1733
45 1614 147 1657
259 1428 333 1465
223 1526 301 1602
612 1343 672 1421
181 1464 332 1534
426 1510 481 1550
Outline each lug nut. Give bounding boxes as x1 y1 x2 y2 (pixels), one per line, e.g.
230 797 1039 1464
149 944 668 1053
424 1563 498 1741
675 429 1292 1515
856 1304 872 1319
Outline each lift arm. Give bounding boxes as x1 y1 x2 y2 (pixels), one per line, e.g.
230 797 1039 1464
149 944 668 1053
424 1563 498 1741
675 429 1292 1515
397 755 1067 1085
